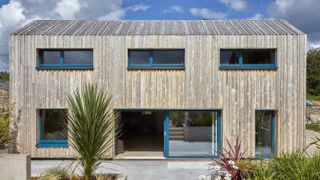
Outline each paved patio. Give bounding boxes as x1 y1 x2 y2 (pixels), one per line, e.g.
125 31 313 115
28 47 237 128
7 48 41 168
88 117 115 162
31 130 320 179
32 160 211 180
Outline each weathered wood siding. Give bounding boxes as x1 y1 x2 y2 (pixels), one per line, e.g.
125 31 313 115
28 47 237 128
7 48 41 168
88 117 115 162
9 34 306 158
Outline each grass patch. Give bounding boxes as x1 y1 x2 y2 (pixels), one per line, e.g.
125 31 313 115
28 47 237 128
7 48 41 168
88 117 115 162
306 123 320 132
307 94 320 101
271 152 320 179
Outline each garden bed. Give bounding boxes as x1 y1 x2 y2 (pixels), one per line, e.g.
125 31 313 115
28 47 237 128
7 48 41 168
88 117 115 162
31 173 126 180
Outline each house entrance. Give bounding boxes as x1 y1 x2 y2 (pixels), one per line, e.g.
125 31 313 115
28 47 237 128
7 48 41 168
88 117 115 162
117 111 165 158
116 110 222 159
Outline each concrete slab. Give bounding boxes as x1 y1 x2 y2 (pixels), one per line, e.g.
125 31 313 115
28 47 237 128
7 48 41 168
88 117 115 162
32 160 211 180
0 154 31 180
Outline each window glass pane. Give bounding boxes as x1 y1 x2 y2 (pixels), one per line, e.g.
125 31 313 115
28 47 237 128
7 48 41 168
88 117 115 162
129 50 150 64
220 50 240 64
168 111 218 156
255 111 273 155
64 50 93 64
243 50 275 64
41 109 67 140
153 50 184 64
41 51 60 64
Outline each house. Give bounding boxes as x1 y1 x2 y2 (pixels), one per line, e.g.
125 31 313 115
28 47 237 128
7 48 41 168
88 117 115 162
9 20 306 159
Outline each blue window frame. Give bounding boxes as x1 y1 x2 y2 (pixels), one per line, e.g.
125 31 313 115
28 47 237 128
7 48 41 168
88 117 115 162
220 49 277 70
255 110 276 158
37 49 93 70
37 109 68 148
128 49 185 70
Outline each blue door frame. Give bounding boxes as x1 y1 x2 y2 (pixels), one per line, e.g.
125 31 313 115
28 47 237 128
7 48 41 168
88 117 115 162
255 110 276 158
164 110 222 158
116 109 222 158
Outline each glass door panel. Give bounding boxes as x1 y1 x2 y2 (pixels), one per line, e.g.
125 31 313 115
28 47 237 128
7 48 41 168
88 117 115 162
166 111 220 157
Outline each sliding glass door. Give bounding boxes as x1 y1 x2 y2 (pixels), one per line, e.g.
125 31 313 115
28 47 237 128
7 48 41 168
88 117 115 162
164 110 221 158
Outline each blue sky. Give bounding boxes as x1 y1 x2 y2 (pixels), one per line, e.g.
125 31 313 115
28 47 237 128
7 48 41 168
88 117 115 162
122 0 273 20
0 0 319 71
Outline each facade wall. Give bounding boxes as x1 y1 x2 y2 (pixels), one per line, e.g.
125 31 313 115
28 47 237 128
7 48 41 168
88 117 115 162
9 34 306 158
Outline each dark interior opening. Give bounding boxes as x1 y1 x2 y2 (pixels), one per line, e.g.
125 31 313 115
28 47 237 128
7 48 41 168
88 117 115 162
117 111 165 155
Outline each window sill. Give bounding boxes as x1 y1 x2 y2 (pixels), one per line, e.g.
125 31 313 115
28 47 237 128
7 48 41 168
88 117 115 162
219 65 277 70
255 154 273 159
36 141 68 148
128 65 185 70
36 65 93 70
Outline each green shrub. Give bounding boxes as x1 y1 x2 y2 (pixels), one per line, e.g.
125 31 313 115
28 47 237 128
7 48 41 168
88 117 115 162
0 71 9 81
306 123 320 132
39 167 68 180
270 152 320 180
0 110 11 149
191 112 212 126
248 161 274 180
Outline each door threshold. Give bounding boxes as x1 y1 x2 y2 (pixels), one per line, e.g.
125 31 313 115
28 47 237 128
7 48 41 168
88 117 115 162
117 156 166 160
114 153 166 160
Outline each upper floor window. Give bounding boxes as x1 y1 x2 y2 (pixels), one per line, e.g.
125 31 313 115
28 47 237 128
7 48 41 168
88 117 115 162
37 49 93 70
220 49 276 70
128 49 185 70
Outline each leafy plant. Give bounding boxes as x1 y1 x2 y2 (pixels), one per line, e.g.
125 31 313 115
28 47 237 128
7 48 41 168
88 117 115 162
0 109 11 149
270 152 320 180
311 136 320 150
39 167 68 180
306 123 320 132
0 71 9 81
67 84 119 180
243 161 274 180
307 48 320 97
210 136 247 180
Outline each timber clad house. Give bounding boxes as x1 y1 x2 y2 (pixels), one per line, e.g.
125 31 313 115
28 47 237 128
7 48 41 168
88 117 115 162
9 20 306 159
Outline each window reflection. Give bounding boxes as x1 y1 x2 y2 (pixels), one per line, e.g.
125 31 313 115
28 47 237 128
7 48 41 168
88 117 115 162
168 111 219 156
255 111 274 156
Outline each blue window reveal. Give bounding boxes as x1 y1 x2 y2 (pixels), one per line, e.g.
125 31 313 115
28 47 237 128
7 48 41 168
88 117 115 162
128 49 185 70
37 109 68 148
37 49 93 70
255 110 276 158
220 49 277 70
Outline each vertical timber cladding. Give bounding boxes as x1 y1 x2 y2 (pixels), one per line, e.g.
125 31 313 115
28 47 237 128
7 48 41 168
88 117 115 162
10 32 306 158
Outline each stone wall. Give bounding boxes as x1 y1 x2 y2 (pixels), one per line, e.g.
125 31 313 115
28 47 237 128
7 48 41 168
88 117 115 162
306 106 320 123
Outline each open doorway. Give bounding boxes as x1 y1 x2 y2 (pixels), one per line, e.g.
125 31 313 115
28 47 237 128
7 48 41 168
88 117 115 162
116 111 165 158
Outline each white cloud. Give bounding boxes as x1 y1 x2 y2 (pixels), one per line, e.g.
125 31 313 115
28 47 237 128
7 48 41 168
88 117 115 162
129 3 150 12
54 0 85 19
268 0 320 46
248 13 263 20
0 1 26 55
190 8 227 19
99 3 151 20
309 41 320 49
0 1 25 28
98 9 126 20
164 5 184 13
219 0 247 11
0 0 151 70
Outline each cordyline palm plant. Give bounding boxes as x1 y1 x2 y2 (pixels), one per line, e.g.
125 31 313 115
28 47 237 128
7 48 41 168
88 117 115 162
210 136 247 180
67 84 119 180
